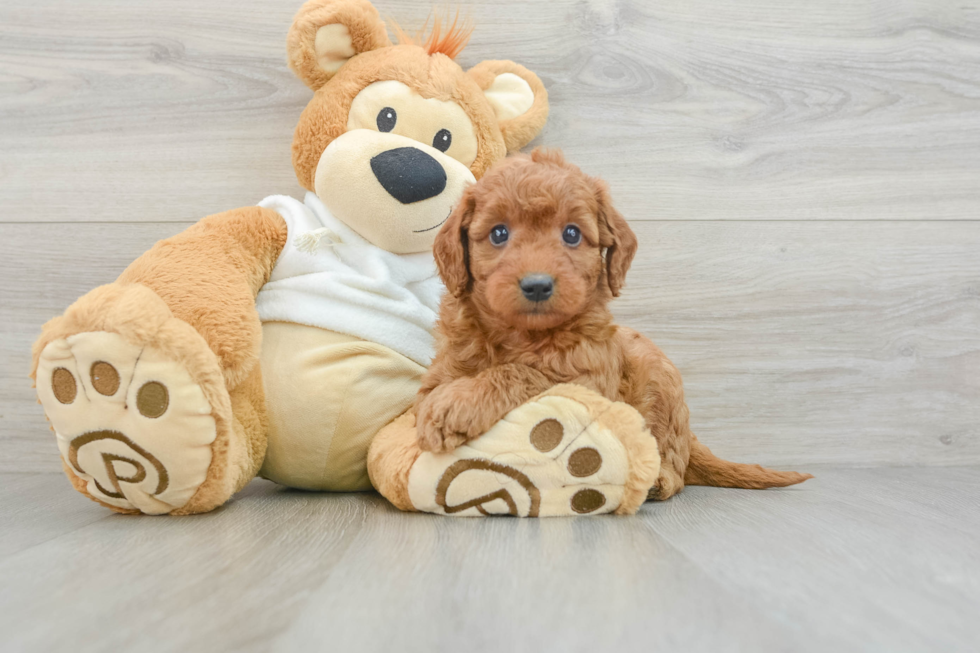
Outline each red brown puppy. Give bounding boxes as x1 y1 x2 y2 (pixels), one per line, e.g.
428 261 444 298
416 148 811 500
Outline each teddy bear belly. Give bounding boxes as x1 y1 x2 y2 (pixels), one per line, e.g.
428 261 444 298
258 321 425 491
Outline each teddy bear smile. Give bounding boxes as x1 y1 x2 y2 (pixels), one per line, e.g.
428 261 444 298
412 209 452 233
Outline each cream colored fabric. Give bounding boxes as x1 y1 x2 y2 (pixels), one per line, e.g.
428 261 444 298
313 130 477 254
259 321 425 491
406 387 660 517
483 73 535 122
36 332 217 515
314 24 355 74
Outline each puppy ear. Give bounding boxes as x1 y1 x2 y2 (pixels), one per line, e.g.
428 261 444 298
434 188 476 297
595 178 638 297
287 0 393 91
467 61 549 152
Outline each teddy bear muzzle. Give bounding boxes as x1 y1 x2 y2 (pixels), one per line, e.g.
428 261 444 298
314 128 476 255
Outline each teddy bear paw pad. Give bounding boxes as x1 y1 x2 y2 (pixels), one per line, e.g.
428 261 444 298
407 392 642 517
36 332 217 514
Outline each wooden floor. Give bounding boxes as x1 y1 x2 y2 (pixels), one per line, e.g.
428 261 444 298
2 0 979 651
1 467 978 652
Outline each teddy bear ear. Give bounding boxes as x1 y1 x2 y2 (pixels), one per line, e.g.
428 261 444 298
467 60 549 152
287 0 393 90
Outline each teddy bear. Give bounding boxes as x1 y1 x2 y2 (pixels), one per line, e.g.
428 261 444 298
31 0 662 517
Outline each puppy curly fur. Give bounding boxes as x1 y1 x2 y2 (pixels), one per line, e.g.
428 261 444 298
416 149 812 500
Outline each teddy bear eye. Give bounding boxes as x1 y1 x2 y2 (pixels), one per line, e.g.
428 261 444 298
376 107 397 132
562 224 582 246
489 224 509 246
433 129 452 152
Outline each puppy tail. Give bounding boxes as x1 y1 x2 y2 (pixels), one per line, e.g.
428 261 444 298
684 437 813 489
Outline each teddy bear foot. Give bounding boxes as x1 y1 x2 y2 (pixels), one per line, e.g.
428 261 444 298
33 284 240 515
373 385 661 517
36 332 218 514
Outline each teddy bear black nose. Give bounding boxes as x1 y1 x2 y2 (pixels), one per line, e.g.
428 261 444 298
520 274 554 302
370 147 448 204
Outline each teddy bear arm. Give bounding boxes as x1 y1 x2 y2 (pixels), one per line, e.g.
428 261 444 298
114 206 288 387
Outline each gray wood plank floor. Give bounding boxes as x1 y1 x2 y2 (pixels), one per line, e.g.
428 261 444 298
1 467 977 653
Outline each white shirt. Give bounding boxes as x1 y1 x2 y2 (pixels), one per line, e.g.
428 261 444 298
255 192 443 366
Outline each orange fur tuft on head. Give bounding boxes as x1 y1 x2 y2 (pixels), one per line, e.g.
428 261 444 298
389 9 474 60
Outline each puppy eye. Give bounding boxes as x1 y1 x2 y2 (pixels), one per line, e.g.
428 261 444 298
376 107 397 132
562 224 582 246
489 224 509 246
433 129 452 152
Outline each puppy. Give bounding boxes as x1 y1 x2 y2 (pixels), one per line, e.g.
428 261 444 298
416 149 811 500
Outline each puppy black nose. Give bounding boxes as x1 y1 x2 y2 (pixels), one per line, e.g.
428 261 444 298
520 274 554 302
370 147 447 204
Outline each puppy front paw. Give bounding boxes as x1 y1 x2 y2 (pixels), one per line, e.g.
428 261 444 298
416 380 496 453
416 392 466 453
417 423 469 454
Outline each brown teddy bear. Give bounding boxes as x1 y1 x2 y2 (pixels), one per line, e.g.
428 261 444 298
31 0 663 517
